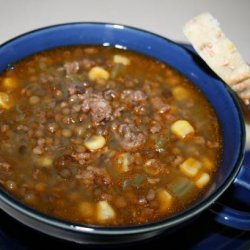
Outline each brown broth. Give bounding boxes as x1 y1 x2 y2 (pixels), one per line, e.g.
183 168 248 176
0 46 222 226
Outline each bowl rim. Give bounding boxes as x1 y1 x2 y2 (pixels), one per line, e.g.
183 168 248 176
0 22 246 235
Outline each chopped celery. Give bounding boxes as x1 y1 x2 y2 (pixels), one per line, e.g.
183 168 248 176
168 176 194 199
123 174 145 189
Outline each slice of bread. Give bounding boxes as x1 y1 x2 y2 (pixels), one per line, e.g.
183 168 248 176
183 12 250 105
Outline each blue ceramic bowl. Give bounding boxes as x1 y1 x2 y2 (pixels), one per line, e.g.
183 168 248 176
0 23 249 244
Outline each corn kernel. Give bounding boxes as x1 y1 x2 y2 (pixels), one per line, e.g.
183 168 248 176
113 55 130 65
0 92 14 109
88 66 109 81
171 120 194 138
96 201 116 222
195 172 210 188
84 135 106 150
180 157 202 178
172 86 190 101
2 77 18 90
157 188 173 212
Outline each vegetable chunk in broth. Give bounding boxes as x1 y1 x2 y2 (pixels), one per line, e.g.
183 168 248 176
0 46 222 226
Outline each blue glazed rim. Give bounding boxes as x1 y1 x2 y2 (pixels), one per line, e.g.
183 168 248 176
0 23 246 235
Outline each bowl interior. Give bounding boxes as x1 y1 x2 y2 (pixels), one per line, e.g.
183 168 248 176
0 23 245 233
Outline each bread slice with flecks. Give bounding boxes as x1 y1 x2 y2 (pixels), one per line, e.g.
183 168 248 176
183 12 250 105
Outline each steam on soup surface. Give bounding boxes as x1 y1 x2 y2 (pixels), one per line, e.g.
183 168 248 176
0 46 222 226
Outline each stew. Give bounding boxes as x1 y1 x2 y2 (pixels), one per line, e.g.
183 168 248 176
0 46 222 226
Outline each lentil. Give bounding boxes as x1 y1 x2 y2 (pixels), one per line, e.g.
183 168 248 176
0 46 222 226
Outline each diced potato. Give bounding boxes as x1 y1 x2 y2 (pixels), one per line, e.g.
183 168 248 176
172 86 190 101
0 92 14 109
113 55 130 65
179 157 202 178
84 135 106 150
37 156 53 167
96 201 116 222
201 157 214 170
195 172 210 188
157 188 173 212
2 77 19 90
117 153 132 172
171 120 194 139
88 66 109 82
79 201 95 218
